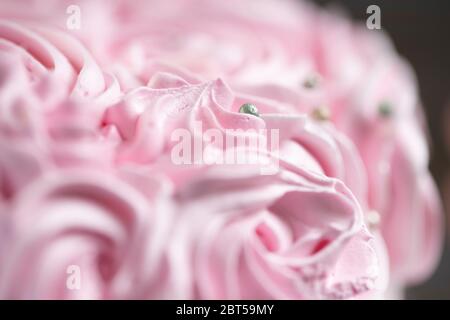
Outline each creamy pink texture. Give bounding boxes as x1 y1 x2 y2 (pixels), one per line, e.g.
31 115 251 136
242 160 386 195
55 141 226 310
84 0 441 289
0 0 442 299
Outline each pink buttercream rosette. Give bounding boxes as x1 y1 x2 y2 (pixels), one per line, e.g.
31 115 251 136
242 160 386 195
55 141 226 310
0 0 442 299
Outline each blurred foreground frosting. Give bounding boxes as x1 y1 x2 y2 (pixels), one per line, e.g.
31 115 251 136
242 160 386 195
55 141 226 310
0 0 443 299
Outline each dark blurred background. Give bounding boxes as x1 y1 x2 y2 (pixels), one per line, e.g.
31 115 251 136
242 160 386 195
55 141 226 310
311 0 450 299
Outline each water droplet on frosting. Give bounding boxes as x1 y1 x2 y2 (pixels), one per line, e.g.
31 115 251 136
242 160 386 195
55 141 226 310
311 106 330 121
378 101 393 118
239 103 260 117
303 74 320 89
366 210 381 230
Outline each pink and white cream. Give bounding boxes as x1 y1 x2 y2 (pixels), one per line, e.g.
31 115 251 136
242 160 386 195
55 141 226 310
0 0 442 299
